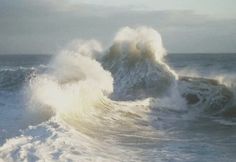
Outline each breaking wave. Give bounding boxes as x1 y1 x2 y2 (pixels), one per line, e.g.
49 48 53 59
0 27 235 162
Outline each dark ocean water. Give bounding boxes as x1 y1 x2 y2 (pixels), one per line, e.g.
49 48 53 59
166 54 236 74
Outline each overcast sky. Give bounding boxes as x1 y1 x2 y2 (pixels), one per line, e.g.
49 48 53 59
0 0 236 54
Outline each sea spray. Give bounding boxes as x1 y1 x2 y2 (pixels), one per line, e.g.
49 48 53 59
1 27 236 162
103 27 178 100
29 41 113 125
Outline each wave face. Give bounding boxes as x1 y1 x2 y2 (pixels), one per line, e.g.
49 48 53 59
0 27 236 162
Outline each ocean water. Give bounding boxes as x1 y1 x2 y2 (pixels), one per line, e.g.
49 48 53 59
0 27 236 162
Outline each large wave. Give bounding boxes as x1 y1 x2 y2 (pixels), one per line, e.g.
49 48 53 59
26 26 235 128
0 26 235 162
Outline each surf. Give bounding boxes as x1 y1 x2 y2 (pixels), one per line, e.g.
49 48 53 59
0 26 235 162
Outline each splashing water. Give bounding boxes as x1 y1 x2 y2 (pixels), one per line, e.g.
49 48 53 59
0 27 236 162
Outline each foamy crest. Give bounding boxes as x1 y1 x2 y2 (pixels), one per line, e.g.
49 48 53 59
103 27 177 100
111 26 166 61
29 41 113 121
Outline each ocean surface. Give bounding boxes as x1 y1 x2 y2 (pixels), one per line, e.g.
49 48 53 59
0 28 236 162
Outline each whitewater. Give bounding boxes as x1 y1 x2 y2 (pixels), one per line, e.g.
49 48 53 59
0 27 236 162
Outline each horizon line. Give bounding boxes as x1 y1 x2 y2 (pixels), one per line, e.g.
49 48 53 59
0 52 236 55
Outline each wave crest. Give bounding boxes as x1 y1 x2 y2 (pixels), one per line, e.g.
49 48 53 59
103 27 177 100
29 41 113 123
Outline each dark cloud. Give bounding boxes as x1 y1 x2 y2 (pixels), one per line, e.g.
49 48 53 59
0 0 235 54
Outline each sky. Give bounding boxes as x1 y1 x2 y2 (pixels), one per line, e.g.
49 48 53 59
0 0 236 54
